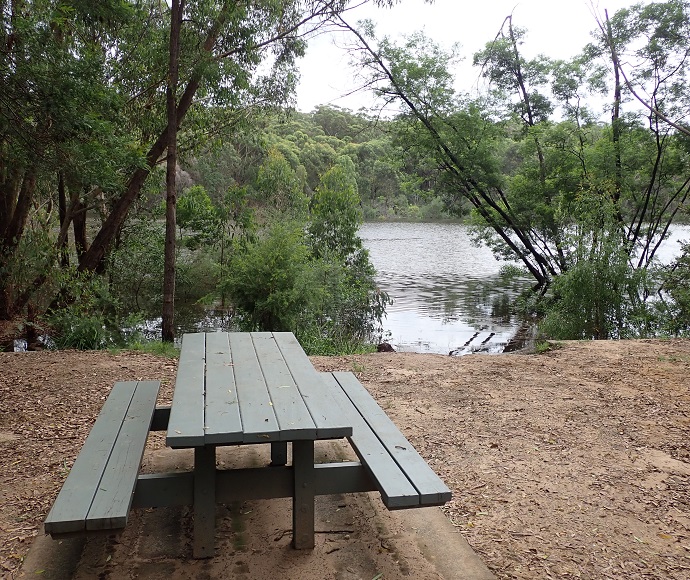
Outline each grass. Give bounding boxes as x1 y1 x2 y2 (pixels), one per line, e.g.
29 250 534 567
351 361 367 373
535 340 563 354
657 354 690 363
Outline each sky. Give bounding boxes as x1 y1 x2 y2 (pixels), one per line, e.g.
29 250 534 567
295 0 636 113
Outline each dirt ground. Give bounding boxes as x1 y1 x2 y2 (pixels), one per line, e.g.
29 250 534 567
1 339 690 579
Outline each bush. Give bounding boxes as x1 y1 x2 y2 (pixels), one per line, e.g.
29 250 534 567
221 156 390 354
419 196 449 220
655 242 690 336
221 221 389 353
47 273 136 350
50 309 111 350
108 218 166 314
539 249 650 340
221 222 313 331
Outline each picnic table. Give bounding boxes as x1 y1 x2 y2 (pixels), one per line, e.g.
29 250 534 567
45 331 451 559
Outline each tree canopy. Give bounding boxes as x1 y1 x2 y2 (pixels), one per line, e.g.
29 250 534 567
3 0 690 349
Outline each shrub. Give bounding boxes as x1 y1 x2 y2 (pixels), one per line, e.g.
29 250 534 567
539 248 650 340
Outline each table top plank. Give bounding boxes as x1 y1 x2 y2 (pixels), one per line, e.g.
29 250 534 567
251 332 317 440
204 332 243 444
166 333 206 448
273 332 352 439
229 333 280 443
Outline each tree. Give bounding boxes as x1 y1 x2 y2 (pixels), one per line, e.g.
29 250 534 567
222 150 388 352
254 148 308 216
0 0 358 334
222 222 311 332
337 5 690 338
308 156 363 259
0 0 138 321
591 0 690 267
177 185 215 239
162 0 183 342
340 23 558 289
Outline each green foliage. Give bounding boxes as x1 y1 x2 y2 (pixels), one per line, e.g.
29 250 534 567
1 0 353 334
418 197 450 220
656 242 690 336
308 156 363 259
539 243 649 340
50 310 111 350
47 272 135 350
221 176 389 353
11 0 690 351
124 340 180 358
175 249 218 306
108 218 166 314
535 340 562 354
254 148 308 217
108 214 216 319
177 185 215 239
190 109 449 223
342 6 690 340
221 222 313 331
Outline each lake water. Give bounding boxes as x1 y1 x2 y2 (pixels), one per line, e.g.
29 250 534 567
359 222 690 355
359 222 532 355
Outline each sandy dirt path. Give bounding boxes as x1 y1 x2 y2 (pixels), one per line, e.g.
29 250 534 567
2 339 690 578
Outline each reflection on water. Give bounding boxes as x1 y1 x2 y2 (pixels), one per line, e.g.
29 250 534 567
140 307 237 346
360 222 690 355
359 222 533 354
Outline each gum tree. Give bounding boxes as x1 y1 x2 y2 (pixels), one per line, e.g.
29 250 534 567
338 2 690 300
0 0 375 333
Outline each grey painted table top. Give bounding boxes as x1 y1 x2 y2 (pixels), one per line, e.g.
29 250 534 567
166 332 352 448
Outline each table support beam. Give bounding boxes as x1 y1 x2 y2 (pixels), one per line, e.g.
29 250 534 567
133 461 378 508
270 441 288 466
292 441 315 549
193 446 216 558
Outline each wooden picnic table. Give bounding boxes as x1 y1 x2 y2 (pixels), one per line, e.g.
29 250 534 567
45 331 451 560
166 331 353 557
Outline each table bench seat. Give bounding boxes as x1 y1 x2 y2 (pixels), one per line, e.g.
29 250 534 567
44 380 160 536
322 371 451 509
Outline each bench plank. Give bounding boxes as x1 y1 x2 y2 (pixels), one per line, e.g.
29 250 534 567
45 381 161 535
87 380 160 530
204 332 243 444
251 332 317 440
333 371 451 506
320 373 419 508
230 333 280 443
45 382 137 534
273 332 351 439
166 333 205 448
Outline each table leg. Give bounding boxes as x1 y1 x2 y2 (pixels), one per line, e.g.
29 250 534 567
292 440 315 549
270 441 288 466
193 445 216 558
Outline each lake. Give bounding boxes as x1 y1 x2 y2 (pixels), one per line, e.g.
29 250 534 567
359 222 690 355
359 222 531 355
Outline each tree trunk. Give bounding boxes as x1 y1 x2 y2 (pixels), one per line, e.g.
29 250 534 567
0 169 36 320
604 11 624 217
162 0 182 343
72 199 89 260
57 173 69 267
77 1 228 276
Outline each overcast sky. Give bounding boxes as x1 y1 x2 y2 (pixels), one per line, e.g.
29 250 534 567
295 0 636 112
